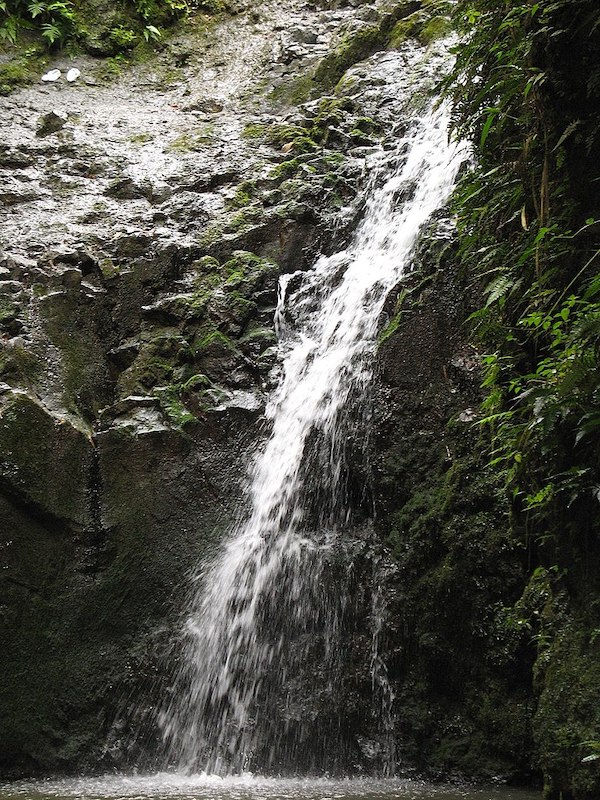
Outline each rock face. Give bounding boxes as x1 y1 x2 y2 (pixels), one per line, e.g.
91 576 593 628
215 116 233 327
0 0 539 785
370 224 535 782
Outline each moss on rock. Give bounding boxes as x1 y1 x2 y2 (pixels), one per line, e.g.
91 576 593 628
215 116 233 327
0 392 93 525
533 619 600 799
0 53 45 95
314 25 384 91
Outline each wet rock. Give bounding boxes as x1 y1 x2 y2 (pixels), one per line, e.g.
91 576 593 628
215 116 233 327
0 252 36 281
114 232 153 259
106 338 139 370
41 246 98 275
102 394 161 419
160 192 212 225
106 405 172 434
288 26 319 45
178 169 239 193
0 148 34 168
36 109 69 137
105 177 153 201
213 388 264 417
59 267 83 290
0 281 23 295
81 279 108 297
0 391 94 526
181 97 224 113
150 182 173 204
140 295 190 325
0 178 42 206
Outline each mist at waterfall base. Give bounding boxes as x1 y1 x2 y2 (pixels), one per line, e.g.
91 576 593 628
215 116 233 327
0 776 541 800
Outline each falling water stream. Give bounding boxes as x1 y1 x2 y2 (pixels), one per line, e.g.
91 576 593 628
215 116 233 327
156 101 469 777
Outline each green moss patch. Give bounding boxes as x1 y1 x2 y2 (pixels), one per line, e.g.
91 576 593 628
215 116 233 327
0 48 46 95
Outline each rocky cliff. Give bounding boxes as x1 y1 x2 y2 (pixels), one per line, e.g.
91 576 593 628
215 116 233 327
1 0 598 797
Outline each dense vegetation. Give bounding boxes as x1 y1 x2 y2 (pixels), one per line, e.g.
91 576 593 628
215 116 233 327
0 0 219 48
445 1 600 797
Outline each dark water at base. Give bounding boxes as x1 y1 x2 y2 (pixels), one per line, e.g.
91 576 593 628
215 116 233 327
0 775 541 800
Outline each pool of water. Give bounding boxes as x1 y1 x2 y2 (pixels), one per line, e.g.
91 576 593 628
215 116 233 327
0 774 542 800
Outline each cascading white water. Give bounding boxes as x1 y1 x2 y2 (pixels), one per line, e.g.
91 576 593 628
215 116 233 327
158 97 468 776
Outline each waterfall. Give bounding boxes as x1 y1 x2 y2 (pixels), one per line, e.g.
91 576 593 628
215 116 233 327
157 99 468 776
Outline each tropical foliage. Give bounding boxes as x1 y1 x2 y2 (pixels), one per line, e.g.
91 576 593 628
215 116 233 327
446 0 600 534
445 4 600 793
0 0 208 47
0 1 76 44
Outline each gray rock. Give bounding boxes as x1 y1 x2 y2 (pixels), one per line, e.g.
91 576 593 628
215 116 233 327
150 182 173 204
108 340 140 369
288 26 319 45
0 149 34 168
0 281 23 295
36 109 69 137
181 97 224 113
101 395 161 419
59 268 83 290
355 6 379 22
219 389 264 415
105 177 153 201
0 178 42 206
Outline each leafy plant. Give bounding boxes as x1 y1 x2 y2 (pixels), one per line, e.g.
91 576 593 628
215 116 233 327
444 0 600 529
0 0 207 48
0 0 76 46
142 23 161 42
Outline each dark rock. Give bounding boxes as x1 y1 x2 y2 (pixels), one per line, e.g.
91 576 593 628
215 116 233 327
150 183 173 204
114 233 153 259
101 394 160 419
0 281 23 295
0 253 37 281
0 391 94 527
0 149 34 168
105 177 153 201
178 170 239 193
36 110 69 137
107 340 140 369
59 268 83 290
288 27 319 45
0 179 42 206
181 97 224 113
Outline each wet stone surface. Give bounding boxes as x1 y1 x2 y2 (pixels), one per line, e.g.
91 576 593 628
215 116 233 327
0 0 489 781
0 0 438 435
